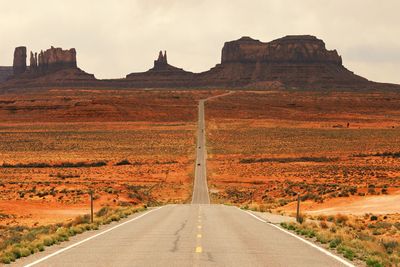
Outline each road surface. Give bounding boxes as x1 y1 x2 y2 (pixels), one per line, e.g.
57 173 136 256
19 95 352 267
191 99 210 204
22 205 349 267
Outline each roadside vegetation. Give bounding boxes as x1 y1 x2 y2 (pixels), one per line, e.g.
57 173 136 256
1 161 108 168
0 205 146 264
280 213 400 266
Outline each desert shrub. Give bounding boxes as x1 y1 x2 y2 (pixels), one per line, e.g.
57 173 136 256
115 159 131 166
72 214 91 225
366 258 383 267
337 245 355 260
0 255 12 264
327 215 335 222
370 215 378 221
329 238 342 248
335 214 349 225
1 161 107 169
319 221 329 229
96 206 111 217
41 237 54 247
239 156 336 164
381 240 398 254
316 232 331 244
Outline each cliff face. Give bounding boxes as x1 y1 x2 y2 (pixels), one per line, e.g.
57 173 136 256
13 47 27 75
3 46 95 88
200 35 368 88
221 36 342 64
30 46 77 74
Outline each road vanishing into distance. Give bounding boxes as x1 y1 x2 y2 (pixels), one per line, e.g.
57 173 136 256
19 95 352 267
191 99 210 205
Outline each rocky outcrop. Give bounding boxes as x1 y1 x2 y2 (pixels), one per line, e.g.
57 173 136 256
153 51 168 70
3 46 95 88
124 36 375 89
13 47 27 75
221 36 342 64
30 46 77 74
125 51 194 87
199 35 369 88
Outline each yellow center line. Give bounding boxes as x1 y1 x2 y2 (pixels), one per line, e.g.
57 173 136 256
195 246 202 253
197 225 202 229
197 234 202 238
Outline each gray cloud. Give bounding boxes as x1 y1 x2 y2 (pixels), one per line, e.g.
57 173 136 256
0 0 399 83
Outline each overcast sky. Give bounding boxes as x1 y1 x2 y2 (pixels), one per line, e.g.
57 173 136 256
0 0 399 83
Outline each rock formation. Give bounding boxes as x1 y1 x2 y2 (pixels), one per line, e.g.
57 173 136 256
153 50 167 69
220 36 342 64
199 35 369 88
125 51 194 87
29 46 77 74
2 35 399 90
13 47 27 75
3 46 95 87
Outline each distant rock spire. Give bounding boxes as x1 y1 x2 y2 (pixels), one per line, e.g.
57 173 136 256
153 50 169 69
30 51 38 69
13 47 27 75
158 50 163 61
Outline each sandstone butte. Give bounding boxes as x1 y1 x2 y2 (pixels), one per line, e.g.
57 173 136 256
1 35 399 90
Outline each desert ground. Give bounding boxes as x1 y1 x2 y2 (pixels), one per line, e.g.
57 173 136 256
2 88 400 225
205 90 400 214
0 89 221 227
2 88 400 265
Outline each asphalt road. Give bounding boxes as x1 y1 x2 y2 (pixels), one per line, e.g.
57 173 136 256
22 205 350 267
19 96 352 267
191 99 210 204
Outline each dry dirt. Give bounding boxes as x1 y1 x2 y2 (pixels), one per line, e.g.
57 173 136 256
205 90 400 214
2 88 400 226
0 88 222 226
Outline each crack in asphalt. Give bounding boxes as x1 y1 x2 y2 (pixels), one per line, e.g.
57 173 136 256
170 219 188 252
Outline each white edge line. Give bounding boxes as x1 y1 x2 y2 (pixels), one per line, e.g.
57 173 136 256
24 206 164 267
239 208 355 267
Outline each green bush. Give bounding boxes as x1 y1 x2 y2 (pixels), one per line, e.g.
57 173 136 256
19 247 31 257
338 245 355 260
0 255 12 264
43 237 55 246
329 238 341 248
366 258 383 267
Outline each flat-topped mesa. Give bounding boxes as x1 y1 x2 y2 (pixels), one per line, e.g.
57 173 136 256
221 35 342 65
3 45 95 87
30 46 77 73
13 47 27 75
200 34 369 88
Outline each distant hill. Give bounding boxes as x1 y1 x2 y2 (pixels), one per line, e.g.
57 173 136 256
0 67 13 82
